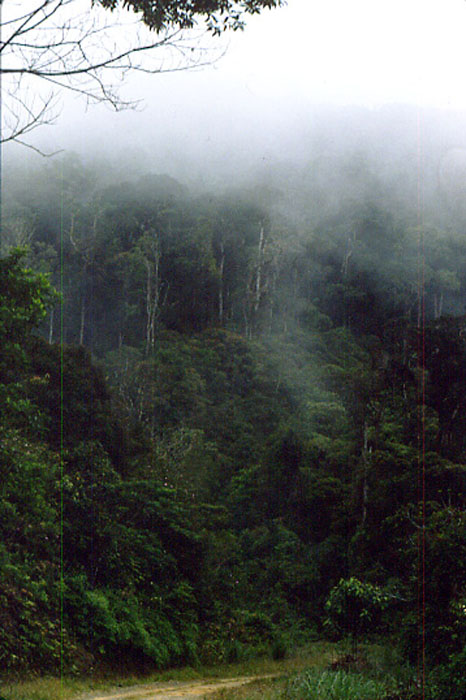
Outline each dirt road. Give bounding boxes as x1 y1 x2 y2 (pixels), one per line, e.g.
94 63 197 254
82 675 275 700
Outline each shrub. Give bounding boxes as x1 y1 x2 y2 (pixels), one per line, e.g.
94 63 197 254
286 669 389 700
271 634 288 660
428 646 466 700
324 577 390 650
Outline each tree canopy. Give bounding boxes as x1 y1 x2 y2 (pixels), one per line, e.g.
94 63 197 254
97 0 284 33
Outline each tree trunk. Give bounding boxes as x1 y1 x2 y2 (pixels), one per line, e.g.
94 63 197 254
79 298 86 346
361 420 370 526
243 305 251 340
48 307 54 344
218 242 225 323
145 258 154 353
342 250 352 278
254 224 265 315
144 233 163 355
434 291 443 320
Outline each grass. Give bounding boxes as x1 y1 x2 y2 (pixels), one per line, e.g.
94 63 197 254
0 643 338 700
0 642 419 700
286 669 390 700
209 643 420 700
0 677 88 700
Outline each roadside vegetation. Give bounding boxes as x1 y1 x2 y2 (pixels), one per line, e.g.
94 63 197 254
0 642 424 700
0 643 335 700
210 644 422 700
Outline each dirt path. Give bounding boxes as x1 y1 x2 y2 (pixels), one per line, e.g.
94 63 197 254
82 675 276 700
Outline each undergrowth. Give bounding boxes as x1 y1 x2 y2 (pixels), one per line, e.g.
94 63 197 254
285 669 389 700
209 643 424 700
0 643 428 700
0 643 335 700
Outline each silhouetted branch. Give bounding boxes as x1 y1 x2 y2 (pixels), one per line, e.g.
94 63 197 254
0 0 222 146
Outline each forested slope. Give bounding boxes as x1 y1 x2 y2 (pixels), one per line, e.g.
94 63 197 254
1 143 466 697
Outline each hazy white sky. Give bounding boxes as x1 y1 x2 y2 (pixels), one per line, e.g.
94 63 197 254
122 0 466 108
220 0 466 112
16 0 466 161
217 0 466 109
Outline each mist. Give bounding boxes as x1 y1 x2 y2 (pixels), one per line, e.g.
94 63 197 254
6 0 466 189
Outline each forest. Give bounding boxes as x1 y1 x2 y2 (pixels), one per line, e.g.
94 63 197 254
1 107 466 700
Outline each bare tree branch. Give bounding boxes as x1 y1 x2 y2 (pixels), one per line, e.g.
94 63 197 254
9 138 63 157
0 0 223 146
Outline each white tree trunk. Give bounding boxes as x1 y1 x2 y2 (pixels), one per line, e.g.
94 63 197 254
254 224 265 314
218 242 225 323
48 307 54 344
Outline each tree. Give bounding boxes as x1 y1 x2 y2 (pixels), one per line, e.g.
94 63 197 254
0 0 283 150
324 577 390 652
98 0 284 33
0 247 57 384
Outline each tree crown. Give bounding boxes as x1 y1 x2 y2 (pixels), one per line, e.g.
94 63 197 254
97 0 284 33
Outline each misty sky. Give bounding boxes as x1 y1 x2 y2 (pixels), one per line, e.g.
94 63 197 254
9 0 466 178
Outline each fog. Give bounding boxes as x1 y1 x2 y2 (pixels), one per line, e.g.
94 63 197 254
5 0 466 192
4 0 466 287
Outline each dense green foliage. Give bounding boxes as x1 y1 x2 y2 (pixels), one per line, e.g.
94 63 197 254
97 0 284 33
1 147 466 695
324 578 391 647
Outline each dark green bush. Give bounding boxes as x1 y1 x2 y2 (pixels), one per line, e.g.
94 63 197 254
428 646 466 700
271 634 288 660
